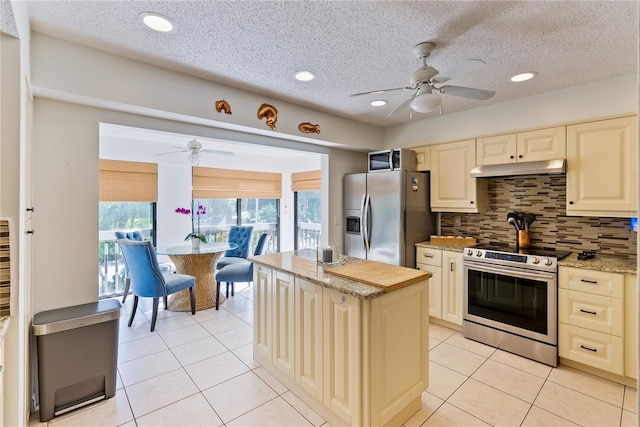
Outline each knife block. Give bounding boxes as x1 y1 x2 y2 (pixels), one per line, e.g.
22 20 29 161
517 230 531 248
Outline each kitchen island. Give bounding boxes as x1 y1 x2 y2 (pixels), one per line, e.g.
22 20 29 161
249 249 430 427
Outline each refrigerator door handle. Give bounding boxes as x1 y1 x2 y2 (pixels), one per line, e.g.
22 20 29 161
360 194 367 250
363 193 371 251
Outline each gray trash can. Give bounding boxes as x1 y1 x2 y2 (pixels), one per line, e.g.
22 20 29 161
33 299 122 422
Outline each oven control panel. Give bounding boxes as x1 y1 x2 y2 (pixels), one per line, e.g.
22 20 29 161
464 247 557 270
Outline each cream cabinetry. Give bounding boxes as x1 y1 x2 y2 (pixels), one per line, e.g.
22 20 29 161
430 139 488 213
566 116 638 217
413 145 431 171
416 246 462 326
253 263 429 427
559 267 626 375
477 127 566 165
295 278 323 399
624 274 637 380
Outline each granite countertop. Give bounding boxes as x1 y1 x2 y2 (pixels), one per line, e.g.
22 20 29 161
559 253 637 275
249 249 430 299
415 240 474 252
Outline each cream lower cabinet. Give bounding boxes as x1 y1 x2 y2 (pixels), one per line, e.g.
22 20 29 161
295 278 323 399
416 247 462 326
624 274 637 380
566 116 638 217
430 139 488 213
254 266 429 427
559 267 625 375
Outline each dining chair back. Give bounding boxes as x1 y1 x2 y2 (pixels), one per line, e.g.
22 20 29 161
117 239 196 331
216 225 254 269
114 230 144 303
214 233 270 309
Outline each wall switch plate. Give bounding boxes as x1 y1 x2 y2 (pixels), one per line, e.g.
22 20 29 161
334 215 340 226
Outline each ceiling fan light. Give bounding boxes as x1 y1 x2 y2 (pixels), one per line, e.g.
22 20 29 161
410 92 441 113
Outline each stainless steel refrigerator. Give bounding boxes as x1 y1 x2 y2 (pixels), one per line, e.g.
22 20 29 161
344 170 436 268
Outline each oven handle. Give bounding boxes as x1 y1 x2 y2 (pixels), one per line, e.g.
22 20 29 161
463 261 557 281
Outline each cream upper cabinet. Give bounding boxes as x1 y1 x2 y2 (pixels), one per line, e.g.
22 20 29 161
477 126 566 165
430 139 488 213
566 116 638 217
413 145 431 171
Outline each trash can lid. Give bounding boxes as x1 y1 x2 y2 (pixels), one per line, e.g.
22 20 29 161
33 300 122 336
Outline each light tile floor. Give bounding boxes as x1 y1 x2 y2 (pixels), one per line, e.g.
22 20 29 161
29 284 638 426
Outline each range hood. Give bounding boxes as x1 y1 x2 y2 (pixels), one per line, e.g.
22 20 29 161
470 159 566 178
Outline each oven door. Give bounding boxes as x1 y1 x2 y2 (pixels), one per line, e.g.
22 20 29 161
463 260 557 345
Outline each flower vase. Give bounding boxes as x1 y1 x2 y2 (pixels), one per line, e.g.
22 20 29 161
191 238 201 250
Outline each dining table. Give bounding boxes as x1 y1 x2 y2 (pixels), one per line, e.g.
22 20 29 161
157 242 238 311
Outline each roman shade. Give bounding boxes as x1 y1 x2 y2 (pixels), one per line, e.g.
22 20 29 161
99 160 158 202
291 170 321 191
192 167 282 199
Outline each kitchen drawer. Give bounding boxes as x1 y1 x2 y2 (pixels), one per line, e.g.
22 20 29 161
559 267 624 298
559 323 624 375
558 289 623 336
416 247 441 267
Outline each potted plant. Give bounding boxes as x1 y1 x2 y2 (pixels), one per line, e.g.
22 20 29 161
176 204 207 249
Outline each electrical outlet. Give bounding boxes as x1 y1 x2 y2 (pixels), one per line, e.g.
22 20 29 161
454 215 462 227
334 215 340 226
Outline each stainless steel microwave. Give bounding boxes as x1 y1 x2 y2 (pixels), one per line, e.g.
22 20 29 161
368 148 416 172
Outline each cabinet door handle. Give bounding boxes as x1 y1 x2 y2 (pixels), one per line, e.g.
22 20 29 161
580 279 598 284
580 309 597 315
450 262 454 272
580 344 597 353
423 254 434 258
518 154 523 159
569 201 574 205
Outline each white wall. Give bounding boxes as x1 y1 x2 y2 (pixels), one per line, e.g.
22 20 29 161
31 33 383 152
385 74 638 147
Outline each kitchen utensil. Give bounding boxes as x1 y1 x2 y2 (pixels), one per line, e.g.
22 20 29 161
508 217 519 231
515 211 526 231
525 213 536 230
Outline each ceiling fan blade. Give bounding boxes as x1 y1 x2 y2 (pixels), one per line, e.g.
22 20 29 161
438 85 495 100
350 86 413 97
155 149 189 156
387 92 417 117
432 59 486 83
201 149 235 156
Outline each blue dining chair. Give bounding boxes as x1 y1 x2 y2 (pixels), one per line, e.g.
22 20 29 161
114 230 144 303
117 239 196 332
215 233 270 310
216 225 254 269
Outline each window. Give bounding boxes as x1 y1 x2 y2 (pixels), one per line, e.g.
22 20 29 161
98 201 155 298
195 198 279 254
295 191 321 249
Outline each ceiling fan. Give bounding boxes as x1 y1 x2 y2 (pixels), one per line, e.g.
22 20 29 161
155 138 235 163
351 41 495 117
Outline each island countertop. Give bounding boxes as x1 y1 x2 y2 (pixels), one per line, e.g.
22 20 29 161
249 249 430 300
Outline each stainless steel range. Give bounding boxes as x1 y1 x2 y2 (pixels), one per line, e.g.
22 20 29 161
462 245 570 367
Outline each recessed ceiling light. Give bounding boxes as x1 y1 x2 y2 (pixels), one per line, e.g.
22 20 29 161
370 100 387 107
139 12 175 33
510 72 537 82
294 71 315 82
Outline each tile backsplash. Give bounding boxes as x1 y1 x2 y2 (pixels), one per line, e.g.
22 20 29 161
440 175 637 261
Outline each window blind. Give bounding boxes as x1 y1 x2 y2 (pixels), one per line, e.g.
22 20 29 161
99 159 158 202
192 167 282 199
291 170 321 192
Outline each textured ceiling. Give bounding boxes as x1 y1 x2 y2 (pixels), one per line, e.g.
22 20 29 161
21 1 640 127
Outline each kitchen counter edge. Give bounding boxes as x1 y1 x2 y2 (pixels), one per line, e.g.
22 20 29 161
415 240 472 252
559 253 637 275
249 250 431 300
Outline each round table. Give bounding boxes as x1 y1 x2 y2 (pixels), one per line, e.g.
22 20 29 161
157 242 237 311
